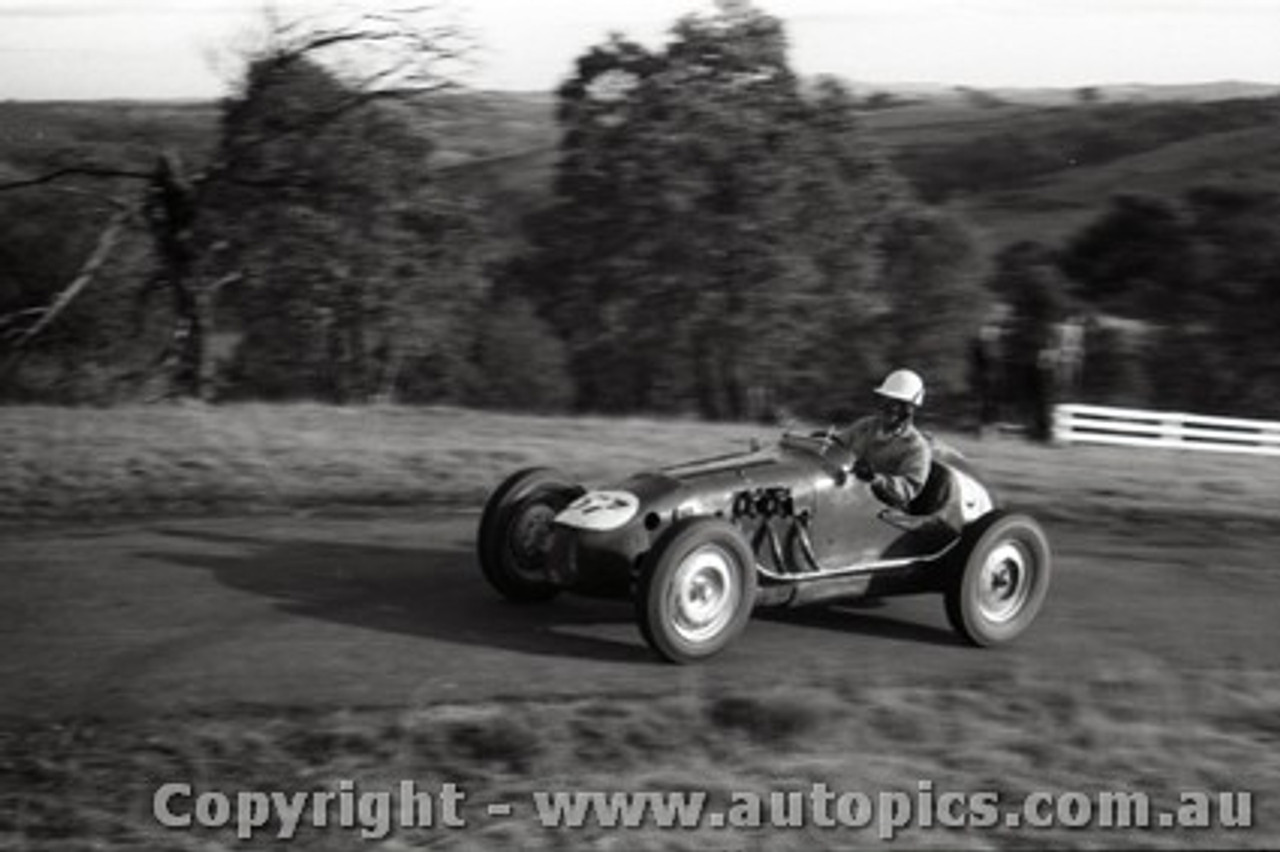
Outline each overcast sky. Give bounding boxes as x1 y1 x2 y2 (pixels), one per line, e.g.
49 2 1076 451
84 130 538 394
1 0 1278 100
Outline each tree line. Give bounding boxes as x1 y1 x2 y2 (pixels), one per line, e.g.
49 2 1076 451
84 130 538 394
2 0 1277 425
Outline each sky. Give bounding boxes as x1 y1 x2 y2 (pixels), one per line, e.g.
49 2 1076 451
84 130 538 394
0 0 1278 100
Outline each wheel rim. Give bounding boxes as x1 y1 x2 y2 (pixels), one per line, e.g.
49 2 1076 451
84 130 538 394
507 501 556 581
668 544 740 645
976 540 1032 624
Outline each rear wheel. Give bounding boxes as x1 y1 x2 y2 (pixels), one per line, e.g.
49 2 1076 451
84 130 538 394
636 518 757 663
945 512 1051 646
477 468 583 602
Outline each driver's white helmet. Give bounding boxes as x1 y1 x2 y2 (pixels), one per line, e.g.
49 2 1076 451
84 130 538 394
874 369 925 407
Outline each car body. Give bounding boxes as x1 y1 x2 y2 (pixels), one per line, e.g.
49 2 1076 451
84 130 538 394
477 430 1051 663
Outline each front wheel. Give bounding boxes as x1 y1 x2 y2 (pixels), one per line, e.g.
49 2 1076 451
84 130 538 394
945 512 1051 646
636 518 758 663
477 468 583 602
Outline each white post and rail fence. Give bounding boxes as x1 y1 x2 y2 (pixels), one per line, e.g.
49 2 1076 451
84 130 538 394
1053 403 1280 457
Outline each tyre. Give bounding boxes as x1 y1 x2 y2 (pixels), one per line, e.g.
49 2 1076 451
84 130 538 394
477 468 583 602
636 518 758 663
945 511 1051 646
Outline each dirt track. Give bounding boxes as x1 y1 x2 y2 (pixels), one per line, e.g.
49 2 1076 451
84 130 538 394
3 507 1278 721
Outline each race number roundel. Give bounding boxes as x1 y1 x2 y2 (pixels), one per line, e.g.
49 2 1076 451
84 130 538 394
554 490 641 531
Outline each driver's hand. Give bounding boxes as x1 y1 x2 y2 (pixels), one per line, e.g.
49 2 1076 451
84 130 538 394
853 458 874 482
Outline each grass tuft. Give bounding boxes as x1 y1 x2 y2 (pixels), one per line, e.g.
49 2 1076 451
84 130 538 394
445 716 545 774
706 691 832 746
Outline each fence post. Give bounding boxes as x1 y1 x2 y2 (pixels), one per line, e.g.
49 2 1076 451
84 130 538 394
1052 405 1072 445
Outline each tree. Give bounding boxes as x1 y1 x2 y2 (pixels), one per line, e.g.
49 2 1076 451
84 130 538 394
1059 186 1280 417
983 241 1070 436
1059 193 1195 316
878 206 987 414
0 5 469 401
510 0 924 419
0 161 160 399
205 51 448 401
514 7 797 415
467 296 573 411
1172 187 1280 415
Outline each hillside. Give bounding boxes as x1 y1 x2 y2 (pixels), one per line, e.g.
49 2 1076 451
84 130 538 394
845 79 1280 106
866 97 1280 193
958 122 1280 248
4 87 1279 257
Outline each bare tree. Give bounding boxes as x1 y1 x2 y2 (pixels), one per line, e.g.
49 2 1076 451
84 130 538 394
0 3 470 399
2 208 131 352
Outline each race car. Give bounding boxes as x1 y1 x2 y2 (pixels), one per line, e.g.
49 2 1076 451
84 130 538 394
476 429 1051 663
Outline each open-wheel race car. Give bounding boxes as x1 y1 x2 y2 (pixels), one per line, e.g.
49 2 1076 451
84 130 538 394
476 430 1051 663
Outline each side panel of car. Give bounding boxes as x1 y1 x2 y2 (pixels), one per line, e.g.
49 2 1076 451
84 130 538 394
806 475 911 571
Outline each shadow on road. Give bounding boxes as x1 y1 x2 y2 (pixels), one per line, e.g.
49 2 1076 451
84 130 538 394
142 527 651 664
143 526 962 662
758 603 964 647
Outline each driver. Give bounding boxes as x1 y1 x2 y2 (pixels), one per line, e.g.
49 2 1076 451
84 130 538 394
836 369 932 509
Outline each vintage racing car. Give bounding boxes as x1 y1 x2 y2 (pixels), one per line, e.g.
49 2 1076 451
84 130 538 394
476 430 1051 663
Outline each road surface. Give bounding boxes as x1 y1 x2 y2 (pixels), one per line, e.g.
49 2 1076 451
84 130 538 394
3 508 1277 720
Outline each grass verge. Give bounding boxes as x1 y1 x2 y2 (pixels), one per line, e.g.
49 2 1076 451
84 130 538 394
2 659 1276 850
3 403 1280 528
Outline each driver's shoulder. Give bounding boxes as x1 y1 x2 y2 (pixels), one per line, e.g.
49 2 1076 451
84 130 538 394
906 425 934 454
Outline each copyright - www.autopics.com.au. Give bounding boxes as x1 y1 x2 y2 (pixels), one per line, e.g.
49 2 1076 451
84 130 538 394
152 779 1255 841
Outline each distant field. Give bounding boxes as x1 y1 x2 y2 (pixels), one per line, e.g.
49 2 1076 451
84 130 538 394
3 404 1279 527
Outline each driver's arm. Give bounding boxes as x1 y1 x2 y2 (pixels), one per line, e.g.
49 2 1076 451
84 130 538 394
870 439 932 508
835 417 874 453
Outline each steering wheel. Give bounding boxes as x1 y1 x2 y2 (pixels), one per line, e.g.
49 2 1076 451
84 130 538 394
803 426 854 482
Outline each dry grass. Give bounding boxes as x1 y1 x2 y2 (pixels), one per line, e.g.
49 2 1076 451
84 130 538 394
3 403 1279 529
2 661 1276 850
0 404 754 521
